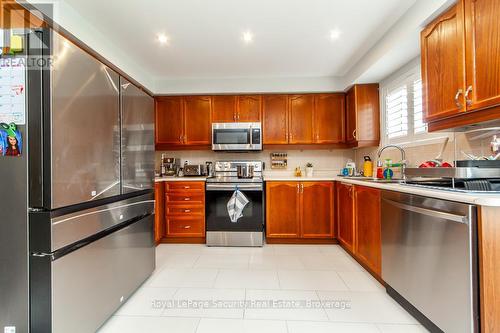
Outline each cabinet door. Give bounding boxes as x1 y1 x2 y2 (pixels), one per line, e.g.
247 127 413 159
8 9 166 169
263 94 288 144
421 3 466 122
464 0 500 111
289 95 314 144
314 94 345 143
336 183 355 252
346 88 357 143
355 84 380 143
212 95 236 122
237 95 261 122
154 182 165 244
183 96 211 145
155 97 184 145
266 182 300 238
354 186 381 276
301 182 334 238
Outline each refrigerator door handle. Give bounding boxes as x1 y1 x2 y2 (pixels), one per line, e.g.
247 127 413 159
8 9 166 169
32 252 54 259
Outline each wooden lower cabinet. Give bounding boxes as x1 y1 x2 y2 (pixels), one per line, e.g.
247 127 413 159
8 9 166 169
266 181 334 241
301 182 335 238
336 182 355 252
266 182 300 238
161 181 206 241
336 182 381 278
354 186 382 276
154 182 165 244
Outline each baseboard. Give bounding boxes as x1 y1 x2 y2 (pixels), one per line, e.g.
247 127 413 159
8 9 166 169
159 237 206 244
266 238 338 244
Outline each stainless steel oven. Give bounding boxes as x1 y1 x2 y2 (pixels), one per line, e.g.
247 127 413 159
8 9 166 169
205 161 264 246
212 122 262 151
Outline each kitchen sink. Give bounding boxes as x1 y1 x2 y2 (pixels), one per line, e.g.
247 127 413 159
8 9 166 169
359 178 406 184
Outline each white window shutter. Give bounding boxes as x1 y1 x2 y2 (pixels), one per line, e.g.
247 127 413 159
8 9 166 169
413 79 426 134
386 85 408 139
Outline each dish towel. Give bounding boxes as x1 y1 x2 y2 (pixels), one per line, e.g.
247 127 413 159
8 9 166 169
227 189 250 223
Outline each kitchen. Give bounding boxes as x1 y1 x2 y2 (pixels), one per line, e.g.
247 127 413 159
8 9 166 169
0 0 499 333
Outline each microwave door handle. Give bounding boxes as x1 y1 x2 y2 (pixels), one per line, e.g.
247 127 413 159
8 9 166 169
249 126 253 147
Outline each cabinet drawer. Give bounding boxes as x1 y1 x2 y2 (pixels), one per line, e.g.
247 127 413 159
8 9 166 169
166 182 205 192
166 193 205 205
166 205 204 216
166 217 205 237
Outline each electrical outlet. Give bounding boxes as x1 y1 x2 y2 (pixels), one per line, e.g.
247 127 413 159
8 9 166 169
4 326 16 333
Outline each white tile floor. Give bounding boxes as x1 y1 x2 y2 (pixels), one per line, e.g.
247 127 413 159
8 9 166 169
98 244 429 333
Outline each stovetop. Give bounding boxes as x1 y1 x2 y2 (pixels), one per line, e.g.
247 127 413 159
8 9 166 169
206 175 263 184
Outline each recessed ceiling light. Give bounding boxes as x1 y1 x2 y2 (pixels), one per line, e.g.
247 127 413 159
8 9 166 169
330 29 342 41
157 34 169 45
242 31 254 43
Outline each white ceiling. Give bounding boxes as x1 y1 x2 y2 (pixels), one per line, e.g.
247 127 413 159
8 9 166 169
27 0 452 93
60 1 414 76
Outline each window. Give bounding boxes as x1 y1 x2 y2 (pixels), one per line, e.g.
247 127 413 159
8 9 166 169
381 64 446 146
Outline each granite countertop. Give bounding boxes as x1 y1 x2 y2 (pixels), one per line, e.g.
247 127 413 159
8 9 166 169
155 176 208 182
338 177 500 207
263 172 500 207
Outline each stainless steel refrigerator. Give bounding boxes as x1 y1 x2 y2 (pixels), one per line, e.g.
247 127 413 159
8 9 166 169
0 28 155 333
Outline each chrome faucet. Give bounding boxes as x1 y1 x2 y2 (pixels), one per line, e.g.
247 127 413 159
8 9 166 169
377 145 407 179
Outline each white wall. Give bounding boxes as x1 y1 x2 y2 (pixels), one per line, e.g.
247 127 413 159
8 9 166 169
24 0 156 90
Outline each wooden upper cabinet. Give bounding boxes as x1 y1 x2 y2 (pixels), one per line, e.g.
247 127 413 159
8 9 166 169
155 97 184 145
345 85 380 147
289 95 314 144
301 182 334 238
346 88 356 143
337 182 355 252
212 95 237 122
421 3 466 122
314 94 345 143
183 96 211 145
464 0 500 111
263 94 288 144
266 182 300 238
237 95 261 122
354 186 381 276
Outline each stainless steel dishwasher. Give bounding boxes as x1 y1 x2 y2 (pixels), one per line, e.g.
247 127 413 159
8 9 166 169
381 191 479 333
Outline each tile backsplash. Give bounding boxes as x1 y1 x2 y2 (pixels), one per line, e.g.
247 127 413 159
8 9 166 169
156 129 499 176
354 130 499 170
155 149 355 174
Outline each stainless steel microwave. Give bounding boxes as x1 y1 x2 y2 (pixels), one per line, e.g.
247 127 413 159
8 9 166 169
212 122 262 151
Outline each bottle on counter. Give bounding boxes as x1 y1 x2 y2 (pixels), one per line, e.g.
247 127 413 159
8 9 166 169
363 156 373 177
376 160 384 179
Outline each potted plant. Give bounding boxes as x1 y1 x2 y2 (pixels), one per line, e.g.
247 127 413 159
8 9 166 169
305 162 314 177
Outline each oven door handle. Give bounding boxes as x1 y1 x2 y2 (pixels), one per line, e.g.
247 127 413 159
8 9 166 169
206 183 263 191
383 199 469 224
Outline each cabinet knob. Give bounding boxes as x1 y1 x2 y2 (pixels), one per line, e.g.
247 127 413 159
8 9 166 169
184 209 191 213
184 186 190 189
352 129 357 140
184 197 191 201
184 225 191 229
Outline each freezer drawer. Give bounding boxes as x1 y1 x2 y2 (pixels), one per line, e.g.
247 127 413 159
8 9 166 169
50 193 154 252
31 214 155 333
121 77 155 194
